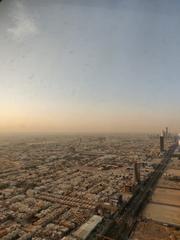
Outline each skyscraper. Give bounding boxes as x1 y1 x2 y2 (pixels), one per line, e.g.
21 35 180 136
165 127 169 137
160 131 164 152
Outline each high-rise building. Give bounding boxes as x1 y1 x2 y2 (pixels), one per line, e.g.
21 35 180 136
165 127 168 137
134 162 140 184
160 131 164 152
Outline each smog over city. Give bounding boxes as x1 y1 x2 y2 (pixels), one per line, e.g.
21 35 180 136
0 1 180 240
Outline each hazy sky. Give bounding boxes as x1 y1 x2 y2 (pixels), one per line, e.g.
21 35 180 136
0 0 180 133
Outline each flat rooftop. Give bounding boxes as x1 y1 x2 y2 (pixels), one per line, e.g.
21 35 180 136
143 156 180 227
173 146 180 157
73 215 102 240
